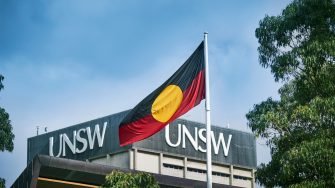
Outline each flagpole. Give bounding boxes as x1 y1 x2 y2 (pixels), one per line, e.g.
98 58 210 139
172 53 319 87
204 32 212 188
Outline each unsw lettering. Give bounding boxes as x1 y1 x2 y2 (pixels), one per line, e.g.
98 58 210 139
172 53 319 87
49 122 107 157
165 124 232 156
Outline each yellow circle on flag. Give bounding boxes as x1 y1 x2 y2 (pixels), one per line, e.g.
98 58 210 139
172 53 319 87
151 85 183 123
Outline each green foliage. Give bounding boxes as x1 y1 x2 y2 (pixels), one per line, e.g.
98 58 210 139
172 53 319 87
0 75 14 152
101 170 160 188
248 0 335 187
0 178 4 188
0 107 14 152
0 74 14 188
0 75 3 91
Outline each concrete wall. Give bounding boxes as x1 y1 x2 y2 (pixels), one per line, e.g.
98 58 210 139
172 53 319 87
135 150 160 174
91 151 129 169
162 155 184 178
120 148 254 188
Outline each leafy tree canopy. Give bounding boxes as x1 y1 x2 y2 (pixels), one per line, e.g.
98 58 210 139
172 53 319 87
0 178 4 188
247 0 335 187
0 75 14 152
101 170 159 188
0 75 14 188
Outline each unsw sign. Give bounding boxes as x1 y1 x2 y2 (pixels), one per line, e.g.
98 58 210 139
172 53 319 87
49 122 107 157
165 124 232 156
48 122 232 157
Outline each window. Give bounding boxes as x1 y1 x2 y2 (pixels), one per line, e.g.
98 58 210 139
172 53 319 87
163 163 183 170
212 171 230 177
187 167 230 177
187 167 206 174
233 175 249 180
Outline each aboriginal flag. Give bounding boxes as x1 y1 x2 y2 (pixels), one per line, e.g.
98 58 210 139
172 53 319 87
119 42 205 146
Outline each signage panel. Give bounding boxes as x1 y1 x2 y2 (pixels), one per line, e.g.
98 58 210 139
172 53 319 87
136 119 256 168
27 111 256 168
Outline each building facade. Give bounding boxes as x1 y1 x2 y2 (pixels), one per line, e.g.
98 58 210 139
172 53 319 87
13 111 257 188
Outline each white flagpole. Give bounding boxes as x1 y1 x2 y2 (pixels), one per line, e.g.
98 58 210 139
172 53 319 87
204 32 212 188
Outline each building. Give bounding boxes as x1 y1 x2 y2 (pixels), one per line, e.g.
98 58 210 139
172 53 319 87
12 111 257 188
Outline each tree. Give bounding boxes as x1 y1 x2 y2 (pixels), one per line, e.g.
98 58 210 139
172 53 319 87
0 75 14 152
0 178 4 188
247 0 335 187
101 170 160 188
0 75 15 188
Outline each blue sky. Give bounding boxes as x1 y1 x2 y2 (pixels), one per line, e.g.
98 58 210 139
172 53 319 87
0 0 291 186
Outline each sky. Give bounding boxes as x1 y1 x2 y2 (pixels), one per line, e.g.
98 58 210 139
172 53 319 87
0 0 291 187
